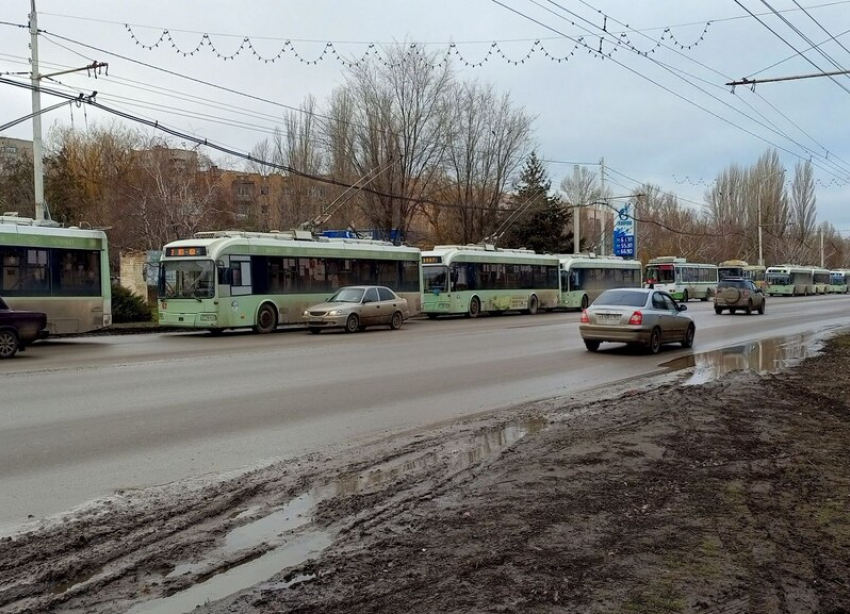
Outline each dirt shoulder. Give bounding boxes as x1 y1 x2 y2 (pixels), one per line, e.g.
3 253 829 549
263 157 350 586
3 335 850 613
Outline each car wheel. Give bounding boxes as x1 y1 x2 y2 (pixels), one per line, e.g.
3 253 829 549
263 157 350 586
390 311 404 330
681 290 689 303
714 306 723 315
580 294 589 310
254 304 278 334
0 330 19 359
308 327 322 334
345 314 360 333
467 297 481 318
584 340 600 352
682 324 695 349
746 300 753 315
648 327 662 354
758 301 765 315
527 295 539 315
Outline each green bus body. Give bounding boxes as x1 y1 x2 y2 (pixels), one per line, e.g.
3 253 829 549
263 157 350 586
0 215 111 334
644 257 718 301
765 265 814 296
421 245 560 317
558 255 642 309
157 230 422 331
828 270 849 294
812 268 831 295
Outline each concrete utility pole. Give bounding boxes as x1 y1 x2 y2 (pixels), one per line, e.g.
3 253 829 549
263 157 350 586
821 227 825 268
599 157 605 255
572 164 580 255
30 0 46 222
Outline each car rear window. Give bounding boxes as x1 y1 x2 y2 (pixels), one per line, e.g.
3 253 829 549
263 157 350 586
378 287 394 301
718 279 746 288
595 290 647 307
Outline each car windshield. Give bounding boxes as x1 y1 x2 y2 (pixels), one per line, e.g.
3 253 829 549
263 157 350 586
330 288 365 303
595 290 647 307
159 260 215 299
423 266 447 292
645 265 674 283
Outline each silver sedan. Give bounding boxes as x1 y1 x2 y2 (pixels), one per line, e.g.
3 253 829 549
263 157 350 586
579 288 695 354
303 285 410 333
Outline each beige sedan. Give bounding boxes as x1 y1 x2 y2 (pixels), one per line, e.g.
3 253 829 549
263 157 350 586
303 285 410 333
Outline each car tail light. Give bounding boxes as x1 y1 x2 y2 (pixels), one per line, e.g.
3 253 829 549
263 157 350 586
580 310 590 324
628 311 643 325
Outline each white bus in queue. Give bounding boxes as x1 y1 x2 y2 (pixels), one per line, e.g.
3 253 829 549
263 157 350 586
643 256 718 302
558 254 642 310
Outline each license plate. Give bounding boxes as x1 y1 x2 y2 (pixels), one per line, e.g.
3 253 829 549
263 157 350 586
597 314 620 323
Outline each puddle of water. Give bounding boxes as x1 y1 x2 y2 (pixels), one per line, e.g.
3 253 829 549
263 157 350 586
165 562 207 579
128 531 332 614
264 572 316 591
661 333 821 385
459 417 548 467
224 493 314 553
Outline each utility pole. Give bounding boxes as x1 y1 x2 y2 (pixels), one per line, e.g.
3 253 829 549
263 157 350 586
29 0 46 221
599 157 605 255
572 164 580 255
821 227 825 268
28 0 107 223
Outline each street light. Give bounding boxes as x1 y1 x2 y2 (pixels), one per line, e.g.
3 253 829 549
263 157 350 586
757 170 784 267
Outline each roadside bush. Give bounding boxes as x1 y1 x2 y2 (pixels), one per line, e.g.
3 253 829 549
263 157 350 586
111 285 153 323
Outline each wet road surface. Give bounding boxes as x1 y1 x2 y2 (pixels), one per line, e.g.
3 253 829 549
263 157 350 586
1 294 849 530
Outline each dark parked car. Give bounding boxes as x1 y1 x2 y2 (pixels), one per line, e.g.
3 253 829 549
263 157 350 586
0 297 49 358
714 278 766 315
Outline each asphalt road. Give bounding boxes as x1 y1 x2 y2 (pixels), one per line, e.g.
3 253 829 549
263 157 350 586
2 294 849 531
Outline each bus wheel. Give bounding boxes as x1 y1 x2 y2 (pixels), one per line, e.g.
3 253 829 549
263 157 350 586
390 311 404 330
345 314 360 333
580 295 589 310
681 290 689 302
208 328 225 336
467 297 481 318
254 304 278 334
426 313 438 320
0 330 19 359
527 295 539 315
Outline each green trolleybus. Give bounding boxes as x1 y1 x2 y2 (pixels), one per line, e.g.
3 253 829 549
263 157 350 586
643 256 718 301
828 270 849 294
812 267 831 294
420 244 560 318
718 259 766 289
765 265 813 296
157 230 421 333
558 255 642 310
0 214 111 334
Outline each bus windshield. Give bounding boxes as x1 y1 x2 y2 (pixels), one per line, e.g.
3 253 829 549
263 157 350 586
767 272 790 285
644 265 674 284
160 260 215 299
719 267 742 279
423 266 447 292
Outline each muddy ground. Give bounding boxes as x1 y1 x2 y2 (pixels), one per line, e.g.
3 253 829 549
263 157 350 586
2 335 850 614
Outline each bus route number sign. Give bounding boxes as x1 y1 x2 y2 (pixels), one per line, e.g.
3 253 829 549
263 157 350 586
422 256 442 264
165 246 207 257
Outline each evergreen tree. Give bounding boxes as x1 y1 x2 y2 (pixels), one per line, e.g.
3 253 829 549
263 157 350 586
501 151 573 253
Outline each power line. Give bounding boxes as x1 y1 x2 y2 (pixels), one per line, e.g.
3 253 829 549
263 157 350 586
790 0 850 59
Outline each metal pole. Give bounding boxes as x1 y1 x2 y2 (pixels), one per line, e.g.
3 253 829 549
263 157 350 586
821 228 825 268
30 0 46 221
758 195 764 267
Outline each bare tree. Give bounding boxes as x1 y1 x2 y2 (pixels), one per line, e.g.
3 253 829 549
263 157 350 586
439 82 532 244
788 159 817 263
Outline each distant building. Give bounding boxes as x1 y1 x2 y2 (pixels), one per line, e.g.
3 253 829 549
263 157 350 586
0 137 34 164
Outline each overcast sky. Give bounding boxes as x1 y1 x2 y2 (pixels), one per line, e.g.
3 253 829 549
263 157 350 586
2 1 849 232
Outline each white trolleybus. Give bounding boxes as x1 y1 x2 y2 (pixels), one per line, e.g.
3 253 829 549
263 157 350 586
420 244 560 318
718 259 767 289
765 265 814 296
158 230 421 334
828 270 849 294
0 214 111 334
558 254 642 310
812 267 831 295
643 256 719 302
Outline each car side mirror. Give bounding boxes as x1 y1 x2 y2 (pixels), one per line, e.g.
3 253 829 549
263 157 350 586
678 304 688 312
